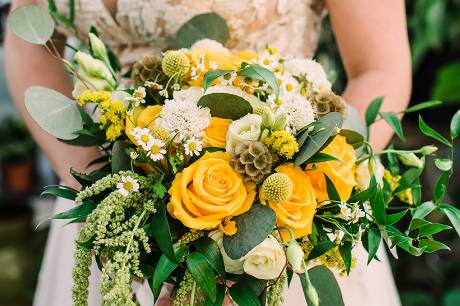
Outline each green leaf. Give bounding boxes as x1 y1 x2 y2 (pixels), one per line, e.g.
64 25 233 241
386 210 408 225
223 204 276 259
306 240 336 261
194 237 226 278
197 93 253 120
393 236 425 256
306 152 340 163
340 129 364 148
229 283 260 306
439 204 460 237
419 239 450 253
25 86 82 140
434 171 450 203
302 266 345 306
187 252 217 302
379 112 405 141
176 12 229 48
295 112 343 165
371 181 386 225
203 69 233 92
432 61 460 103
324 174 341 202
339 241 352 274
365 97 384 126
418 223 451 237
412 201 436 220
152 181 167 198
151 244 187 301
236 275 267 297
7 5 55 45
412 177 422 206
450 110 460 139
111 141 131 173
367 229 381 264
52 201 95 220
205 284 226 306
76 235 95 249
41 185 77 200
405 101 443 113
394 167 424 193
151 203 177 263
238 63 280 98
70 168 93 188
418 115 452 147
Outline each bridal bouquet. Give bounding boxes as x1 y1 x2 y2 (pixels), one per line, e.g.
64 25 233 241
8 5 460 306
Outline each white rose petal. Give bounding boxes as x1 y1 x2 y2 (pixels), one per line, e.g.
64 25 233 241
208 230 244 274
226 114 262 154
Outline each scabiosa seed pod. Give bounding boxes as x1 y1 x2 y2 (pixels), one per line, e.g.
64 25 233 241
232 141 273 183
260 173 293 203
312 89 347 118
161 51 191 79
131 55 162 85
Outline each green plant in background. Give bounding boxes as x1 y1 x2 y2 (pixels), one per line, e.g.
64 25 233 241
0 117 35 163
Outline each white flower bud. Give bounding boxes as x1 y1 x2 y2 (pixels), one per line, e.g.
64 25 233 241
286 242 305 273
74 51 113 82
398 152 424 168
262 109 275 127
272 113 287 131
420 145 438 156
88 33 108 61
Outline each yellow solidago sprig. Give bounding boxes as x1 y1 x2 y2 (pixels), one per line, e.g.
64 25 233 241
264 130 299 159
77 89 111 106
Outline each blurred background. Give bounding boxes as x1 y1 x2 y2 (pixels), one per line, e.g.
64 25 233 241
0 1 459 305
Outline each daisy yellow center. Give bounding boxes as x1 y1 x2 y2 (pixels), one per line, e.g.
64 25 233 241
286 83 293 91
151 145 161 154
275 98 283 105
134 91 144 99
141 134 150 142
123 181 134 191
263 59 271 65
188 142 197 151
223 73 232 80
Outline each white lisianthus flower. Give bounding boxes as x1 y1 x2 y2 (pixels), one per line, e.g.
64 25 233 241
283 58 331 90
355 157 385 190
116 176 139 197
242 235 286 280
208 230 244 274
226 114 262 154
191 39 229 52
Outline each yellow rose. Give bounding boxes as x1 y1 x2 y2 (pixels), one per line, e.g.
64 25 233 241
125 105 163 144
167 151 256 229
203 117 232 148
305 135 356 202
260 163 317 242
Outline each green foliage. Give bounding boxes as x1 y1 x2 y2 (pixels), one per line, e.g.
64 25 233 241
42 185 77 200
187 252 217 302
176 12 229 48
7 5 55 45
229 283 260 306
418 116 452 147
194 237 226 279
203 69 233 92
223 204 276 260
52 201 95 220
306 240 336 261
365 96 384 127
301 266 344 306
379 112 405 142
339 129 364 149
25 86 83 140
111 141 131 173
238 63 280 98
197 93 253 120
367 228 381 264
450 109 460 139
150 203 177 263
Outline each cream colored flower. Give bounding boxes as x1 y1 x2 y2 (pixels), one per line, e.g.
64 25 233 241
286 242 305 273
226 114 262 154
355 157 385 190
184 137 203 157
116 176 139 197
242 235 286 280
146 139 166 161
209 230 244 274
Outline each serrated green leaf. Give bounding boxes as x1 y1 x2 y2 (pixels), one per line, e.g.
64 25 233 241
194 237 226 279
111 141 131 173
419 115 452 147
367 229 381 264
405 101 442 113
25 86 82 140
450 110 460 139
203 69 233 92
151 203 177 263
52 201 95 220
176 13 229 48
238 63 280 98
7 5 55 45
187 252 217 302
229 283 260 306
365 97 384 127
197 93 253 120
306 240 336 261
223 204 276 259
380 112 405 141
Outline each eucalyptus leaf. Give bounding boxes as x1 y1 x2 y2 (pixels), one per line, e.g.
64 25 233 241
419 115 452 147
302 266 345 306
176 12 229 48
187 252 217 302
197 93 253 120
340 129 364 148
380 112 405 142
7 5 55 45
451 110 460 139
223 204 276 259
25 86 82 140
203 69 233 92
365 96 384 127
238 63 280 98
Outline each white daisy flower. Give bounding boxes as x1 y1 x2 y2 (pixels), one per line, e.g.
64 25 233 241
146 139 167 161
125 87 147 106
131 127 154 151
218 72 237 86
257 51 281 71
116 175 140 197
278 74 300 95
184 137 203 156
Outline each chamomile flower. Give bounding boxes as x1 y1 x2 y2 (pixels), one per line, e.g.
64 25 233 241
258 50 281 71
146 139 167 161
184 137 203 156
218 72 237 86
131 127 154 150
126 87 146 106
116 175 139 197
279 74 300 95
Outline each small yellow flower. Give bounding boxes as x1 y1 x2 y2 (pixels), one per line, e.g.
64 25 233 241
77 90 111 105
264 131 299 159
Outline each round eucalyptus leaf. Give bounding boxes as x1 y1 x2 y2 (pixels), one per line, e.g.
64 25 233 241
25 86 82 140
7 5 55 45
197 93 253 120
176 12 229 48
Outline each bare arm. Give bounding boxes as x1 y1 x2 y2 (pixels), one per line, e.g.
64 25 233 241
5 0 101 189
326 0 412 151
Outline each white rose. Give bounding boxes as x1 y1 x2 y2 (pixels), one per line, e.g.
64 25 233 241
226 114 262 154
208 230 244 274
242 235 286 280
283 58 331 90
355 157 385 190
191 39 229 52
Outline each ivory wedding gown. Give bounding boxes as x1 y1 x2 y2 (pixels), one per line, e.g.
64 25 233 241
34 0 401 305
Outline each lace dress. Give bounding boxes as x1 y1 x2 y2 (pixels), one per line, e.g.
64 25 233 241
34 1 401 305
